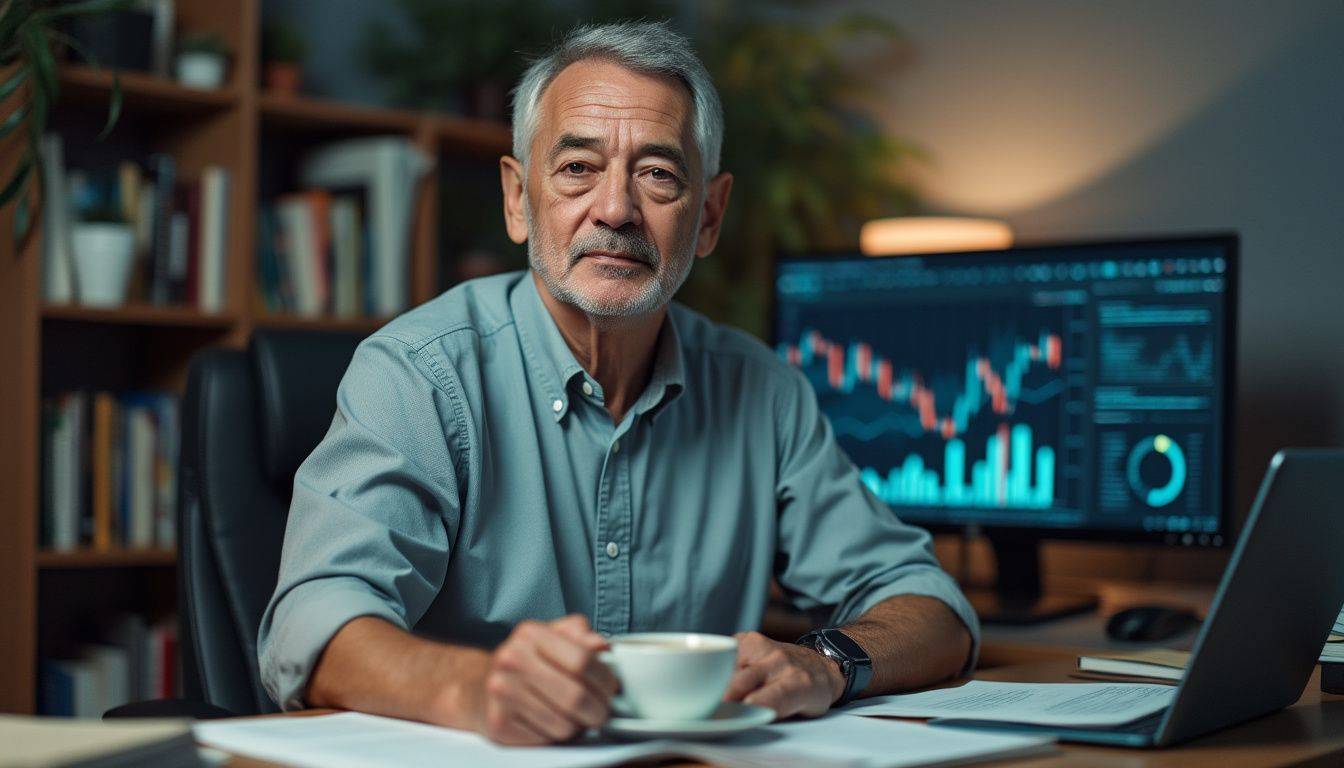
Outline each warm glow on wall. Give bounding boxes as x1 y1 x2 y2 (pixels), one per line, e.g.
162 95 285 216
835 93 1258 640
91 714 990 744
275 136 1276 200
859 217 1014 256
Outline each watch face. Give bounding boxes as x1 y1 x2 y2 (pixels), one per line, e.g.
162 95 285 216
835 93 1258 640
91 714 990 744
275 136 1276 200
823 630 870 664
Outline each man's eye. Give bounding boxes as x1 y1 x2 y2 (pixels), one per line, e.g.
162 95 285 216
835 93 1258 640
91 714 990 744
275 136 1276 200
564 162 587 174
648 167 678 183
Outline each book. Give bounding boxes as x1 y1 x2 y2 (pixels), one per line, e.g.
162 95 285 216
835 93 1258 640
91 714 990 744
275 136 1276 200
275 191 331 316
153 396 179 547
330 194 363 318
39 658 100 717
123 400 158 548
90 393 118 551
50 393 86 551
1077 648 1190 681
39 134 75 303
148 154 177 305
198 166 230 313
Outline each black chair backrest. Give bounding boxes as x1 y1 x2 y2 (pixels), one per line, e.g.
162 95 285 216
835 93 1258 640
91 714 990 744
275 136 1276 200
177 329 364 714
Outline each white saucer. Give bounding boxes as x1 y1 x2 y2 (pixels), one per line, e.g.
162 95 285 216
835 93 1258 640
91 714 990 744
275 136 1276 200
602 702 776 741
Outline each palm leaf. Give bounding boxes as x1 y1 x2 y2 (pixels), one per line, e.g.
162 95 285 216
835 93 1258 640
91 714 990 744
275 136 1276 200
0 65 26 103
0 153 33 208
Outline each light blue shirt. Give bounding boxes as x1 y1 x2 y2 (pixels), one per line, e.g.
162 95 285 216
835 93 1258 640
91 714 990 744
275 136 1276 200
259 271 979 709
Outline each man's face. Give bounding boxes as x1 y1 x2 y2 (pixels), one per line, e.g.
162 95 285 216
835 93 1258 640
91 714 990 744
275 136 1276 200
502 60 731 319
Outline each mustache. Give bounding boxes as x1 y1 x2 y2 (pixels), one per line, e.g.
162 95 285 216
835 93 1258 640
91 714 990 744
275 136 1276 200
568 228 660 268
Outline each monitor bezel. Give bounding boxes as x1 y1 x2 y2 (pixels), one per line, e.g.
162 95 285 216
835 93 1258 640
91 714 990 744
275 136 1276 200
770 232 1240 548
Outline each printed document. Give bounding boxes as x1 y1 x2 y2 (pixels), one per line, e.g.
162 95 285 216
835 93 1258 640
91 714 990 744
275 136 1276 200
839 680 1175 727
195 710 1054 768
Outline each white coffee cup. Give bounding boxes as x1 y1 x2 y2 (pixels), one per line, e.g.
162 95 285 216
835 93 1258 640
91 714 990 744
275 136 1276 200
600 632 738 721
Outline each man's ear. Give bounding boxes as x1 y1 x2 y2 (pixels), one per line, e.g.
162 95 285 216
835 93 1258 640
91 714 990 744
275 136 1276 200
500 156 529 245
695 172 734 258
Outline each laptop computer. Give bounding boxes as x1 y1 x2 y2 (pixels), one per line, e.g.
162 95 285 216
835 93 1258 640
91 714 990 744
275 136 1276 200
931 448 1344 747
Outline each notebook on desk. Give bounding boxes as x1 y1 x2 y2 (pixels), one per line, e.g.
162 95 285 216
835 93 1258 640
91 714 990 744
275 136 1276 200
1076 648 1190 682
927 450 1344 748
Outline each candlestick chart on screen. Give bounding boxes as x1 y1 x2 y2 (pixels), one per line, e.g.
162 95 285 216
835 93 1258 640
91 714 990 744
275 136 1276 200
777 302 1072 516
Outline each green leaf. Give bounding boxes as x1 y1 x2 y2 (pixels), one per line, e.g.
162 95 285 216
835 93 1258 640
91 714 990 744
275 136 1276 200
14 190 32 240
0 102 26 138
0 65 26 104
0 155 33 208
31 0 137 23
43 30 123 139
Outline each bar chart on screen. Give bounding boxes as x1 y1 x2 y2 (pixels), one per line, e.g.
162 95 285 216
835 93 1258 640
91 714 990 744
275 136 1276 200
777 302 1081 521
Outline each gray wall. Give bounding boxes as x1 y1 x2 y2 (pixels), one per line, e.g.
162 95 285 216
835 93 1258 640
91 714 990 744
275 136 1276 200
856 0 1344 515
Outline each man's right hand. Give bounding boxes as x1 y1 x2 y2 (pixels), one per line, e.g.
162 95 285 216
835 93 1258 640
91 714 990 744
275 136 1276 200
469 614 620 745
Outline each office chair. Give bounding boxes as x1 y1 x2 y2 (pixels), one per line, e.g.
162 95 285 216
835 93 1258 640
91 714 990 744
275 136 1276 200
107 329 364 719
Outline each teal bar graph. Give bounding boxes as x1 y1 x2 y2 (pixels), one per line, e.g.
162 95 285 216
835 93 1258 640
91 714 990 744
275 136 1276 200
859 423 1056 510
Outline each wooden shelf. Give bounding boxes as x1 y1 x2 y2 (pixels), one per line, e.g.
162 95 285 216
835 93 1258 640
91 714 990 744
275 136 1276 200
436 115 512 156
259 92 511 155
259 92 425 135
42 303 238 329
253 312 389 334
37 548 177 568
58 64 237 113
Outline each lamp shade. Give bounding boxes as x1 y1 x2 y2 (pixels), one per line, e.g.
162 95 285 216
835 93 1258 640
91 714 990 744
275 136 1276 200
860 216 1013 256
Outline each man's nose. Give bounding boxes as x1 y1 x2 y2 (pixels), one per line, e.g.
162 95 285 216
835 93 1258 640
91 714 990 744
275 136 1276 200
590 169 642 230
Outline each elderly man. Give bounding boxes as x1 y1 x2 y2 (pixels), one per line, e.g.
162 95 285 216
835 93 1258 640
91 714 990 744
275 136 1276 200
258 21 978 746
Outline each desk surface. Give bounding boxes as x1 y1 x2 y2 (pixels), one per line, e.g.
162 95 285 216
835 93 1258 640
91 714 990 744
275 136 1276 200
219 658 1344 768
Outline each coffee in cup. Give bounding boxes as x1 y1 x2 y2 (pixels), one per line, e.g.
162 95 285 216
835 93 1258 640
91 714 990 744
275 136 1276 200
600 632 738 721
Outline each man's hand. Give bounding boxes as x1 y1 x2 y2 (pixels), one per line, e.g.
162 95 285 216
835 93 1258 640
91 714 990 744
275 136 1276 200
724 631 846 719
467 615 619 745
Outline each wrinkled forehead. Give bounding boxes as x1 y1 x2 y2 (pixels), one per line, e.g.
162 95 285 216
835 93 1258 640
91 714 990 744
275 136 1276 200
534 59 698 169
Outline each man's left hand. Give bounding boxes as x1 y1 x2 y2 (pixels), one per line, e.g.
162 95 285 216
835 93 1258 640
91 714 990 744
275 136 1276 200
724 631 846 718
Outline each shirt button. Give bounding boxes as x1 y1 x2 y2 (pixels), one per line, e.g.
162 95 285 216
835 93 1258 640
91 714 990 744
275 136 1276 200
582 381 594 396
612 440 621 454
551 398 563 413
606 541 619 558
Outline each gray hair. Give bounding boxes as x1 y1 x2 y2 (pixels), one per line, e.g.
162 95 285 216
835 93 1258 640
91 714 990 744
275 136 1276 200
511 21 724 180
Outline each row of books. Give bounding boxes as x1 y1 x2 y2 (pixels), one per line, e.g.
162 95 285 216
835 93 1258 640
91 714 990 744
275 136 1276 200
258 190 373 318
39 614 178 718
256 136 433 318
41 135 230 311
41 391 180 552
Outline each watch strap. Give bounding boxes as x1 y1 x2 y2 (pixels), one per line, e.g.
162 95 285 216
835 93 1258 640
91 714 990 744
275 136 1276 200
797 629 872 706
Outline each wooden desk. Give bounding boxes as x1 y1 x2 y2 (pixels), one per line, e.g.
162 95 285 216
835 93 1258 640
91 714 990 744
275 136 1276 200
971 660 1344 767
217 658 1344 767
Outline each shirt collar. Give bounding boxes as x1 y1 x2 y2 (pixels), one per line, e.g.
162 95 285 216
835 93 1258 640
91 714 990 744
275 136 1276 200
510 271 685 424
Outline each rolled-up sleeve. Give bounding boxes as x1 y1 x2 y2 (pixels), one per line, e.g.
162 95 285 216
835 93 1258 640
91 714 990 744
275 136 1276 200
258 334 466 709
773 367 981 674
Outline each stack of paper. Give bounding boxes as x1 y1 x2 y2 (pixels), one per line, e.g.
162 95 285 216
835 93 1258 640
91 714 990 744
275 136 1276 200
1 715 196 767
839 680 1176 728
195 710 1054 768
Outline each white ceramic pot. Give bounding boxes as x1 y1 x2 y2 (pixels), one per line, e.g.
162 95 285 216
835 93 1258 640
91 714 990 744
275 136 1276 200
175 51 227 89
71 222 135 308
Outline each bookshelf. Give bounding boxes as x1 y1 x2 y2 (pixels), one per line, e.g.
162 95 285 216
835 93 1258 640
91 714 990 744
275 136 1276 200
0 0 510 713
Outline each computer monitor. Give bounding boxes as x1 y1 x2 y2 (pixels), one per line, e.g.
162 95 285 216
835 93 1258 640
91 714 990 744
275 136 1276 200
773 234 1237 622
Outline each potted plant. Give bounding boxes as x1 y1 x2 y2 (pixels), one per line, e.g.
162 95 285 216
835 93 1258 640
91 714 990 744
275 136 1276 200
70 205 135 307
261 21 307 96
175 31 230 89
0 0 126 241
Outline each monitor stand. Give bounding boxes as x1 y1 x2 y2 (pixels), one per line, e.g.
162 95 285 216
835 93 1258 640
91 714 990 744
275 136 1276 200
964 530 1098 625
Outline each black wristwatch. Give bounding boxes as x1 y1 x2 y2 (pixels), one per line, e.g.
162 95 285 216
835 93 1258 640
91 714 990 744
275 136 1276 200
796 628 872 706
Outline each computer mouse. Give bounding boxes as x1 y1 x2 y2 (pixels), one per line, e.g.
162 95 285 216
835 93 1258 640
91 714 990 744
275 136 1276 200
1106 606 1202 642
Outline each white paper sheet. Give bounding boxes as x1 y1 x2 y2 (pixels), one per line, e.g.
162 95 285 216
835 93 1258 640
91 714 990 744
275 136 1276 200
694 714 1054 768
194 710 1054 768
839 680 1176 727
